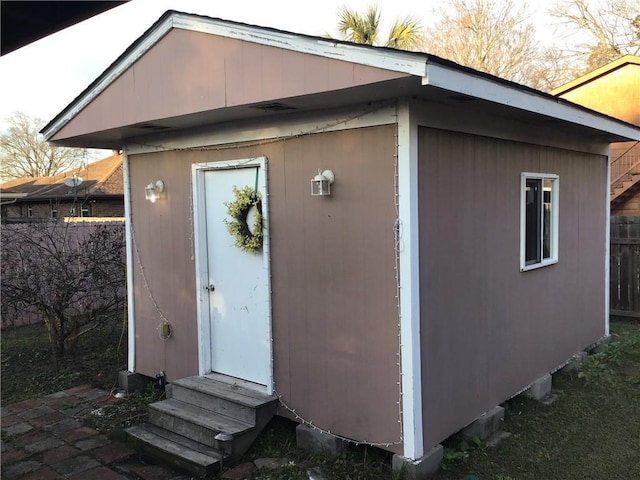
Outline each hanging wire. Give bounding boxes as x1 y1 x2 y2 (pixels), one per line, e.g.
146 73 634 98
127 100 405 446
131 101 395 154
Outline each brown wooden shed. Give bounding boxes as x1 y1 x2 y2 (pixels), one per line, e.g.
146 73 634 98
42 10 640 471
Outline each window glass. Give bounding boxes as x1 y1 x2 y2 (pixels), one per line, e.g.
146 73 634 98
521 173 558 271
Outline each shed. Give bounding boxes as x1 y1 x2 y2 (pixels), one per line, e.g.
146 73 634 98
42 10 640 474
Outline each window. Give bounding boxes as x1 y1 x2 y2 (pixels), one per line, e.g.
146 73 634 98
51 206 58 218
26 205 32 218
521 173 558 271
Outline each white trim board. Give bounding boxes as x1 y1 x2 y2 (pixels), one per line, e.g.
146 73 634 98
173 14 427 76
396 100 424 460
122 151 136 372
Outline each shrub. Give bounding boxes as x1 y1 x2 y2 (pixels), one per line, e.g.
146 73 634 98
1 221 126 364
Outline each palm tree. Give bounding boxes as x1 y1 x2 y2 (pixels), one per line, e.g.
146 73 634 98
335 4 422 50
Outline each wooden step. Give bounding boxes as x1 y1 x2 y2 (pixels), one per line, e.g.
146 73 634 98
127 375 278 478
168 376 276 424
148 398 253 448
127 423 225 478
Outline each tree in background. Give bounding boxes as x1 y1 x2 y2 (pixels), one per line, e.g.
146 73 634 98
335 3 422 50
420 0 563 89
1 222 126 366
0 112 89 180
550 0 640 71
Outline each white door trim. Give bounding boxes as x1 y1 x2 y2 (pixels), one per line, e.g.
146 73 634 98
192 157 273 393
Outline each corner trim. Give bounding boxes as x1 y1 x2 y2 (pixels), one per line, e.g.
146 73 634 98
122 150 136 372
397 99 424 459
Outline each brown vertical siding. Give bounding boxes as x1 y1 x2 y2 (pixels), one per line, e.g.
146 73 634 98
52 29 408 142
128 125 401 450
418 127 607 450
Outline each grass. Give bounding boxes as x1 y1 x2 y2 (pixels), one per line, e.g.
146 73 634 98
1 316 128 404
240 417 402 479
1 320 639 480
433 322 640 480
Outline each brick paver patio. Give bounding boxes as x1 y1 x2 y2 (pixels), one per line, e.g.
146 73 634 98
1 386 190 480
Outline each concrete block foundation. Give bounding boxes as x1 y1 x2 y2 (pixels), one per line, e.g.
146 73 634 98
590 335 612 354
559 352 588 374
295 424 348 455
462 406 504 441
117 371 154 393
527 373 552 400
392 444 443 479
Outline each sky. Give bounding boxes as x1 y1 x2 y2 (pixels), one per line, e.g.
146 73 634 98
0 0 561 132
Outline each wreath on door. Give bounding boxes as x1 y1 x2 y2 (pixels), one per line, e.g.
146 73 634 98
224 185 263 253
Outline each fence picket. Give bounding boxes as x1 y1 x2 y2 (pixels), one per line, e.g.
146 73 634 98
610 216 640 318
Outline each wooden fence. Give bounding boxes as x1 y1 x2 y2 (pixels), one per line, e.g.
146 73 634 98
610 216 640 318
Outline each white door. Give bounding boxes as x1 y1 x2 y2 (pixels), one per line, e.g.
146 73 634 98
202 164 270 386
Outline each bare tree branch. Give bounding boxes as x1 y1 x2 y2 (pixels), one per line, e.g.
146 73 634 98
0 112 90 181
550 0 640 71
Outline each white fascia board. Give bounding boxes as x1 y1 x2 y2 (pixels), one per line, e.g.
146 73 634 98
41 16 175 141
397 99 424 460
42 12 426 141
172 14 427 76
422 62 640 142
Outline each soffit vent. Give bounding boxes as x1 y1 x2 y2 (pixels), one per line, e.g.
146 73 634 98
253 102 296 112
135 123 170 131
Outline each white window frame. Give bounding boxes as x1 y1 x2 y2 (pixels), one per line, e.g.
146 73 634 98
520 172 559 271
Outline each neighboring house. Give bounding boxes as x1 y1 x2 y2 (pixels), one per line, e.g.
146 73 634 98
41 11 639 475
552 55 640 216
0 152 124 223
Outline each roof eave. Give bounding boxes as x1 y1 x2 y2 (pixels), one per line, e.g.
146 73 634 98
41 10 428 142
423 61 640 142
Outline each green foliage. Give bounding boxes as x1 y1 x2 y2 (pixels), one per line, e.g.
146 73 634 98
578 335 640 385
335 3 422 50
224 185 263 254
441 436 483 471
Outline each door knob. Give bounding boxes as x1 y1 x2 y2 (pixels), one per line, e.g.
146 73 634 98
205 284 215 291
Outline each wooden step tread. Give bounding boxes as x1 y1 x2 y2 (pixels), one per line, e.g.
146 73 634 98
174 376 277 408
126 424 223 467
150 398 253 434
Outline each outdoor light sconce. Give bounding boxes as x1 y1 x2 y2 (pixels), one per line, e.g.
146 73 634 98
310 169 335 196
145 180 164 203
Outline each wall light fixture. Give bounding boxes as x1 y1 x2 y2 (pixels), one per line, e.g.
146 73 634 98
145 180 164 203
310 170 334 196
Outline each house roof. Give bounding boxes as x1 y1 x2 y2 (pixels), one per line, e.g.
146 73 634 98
0 152 123 201
41 10 640 148
550 55 640 97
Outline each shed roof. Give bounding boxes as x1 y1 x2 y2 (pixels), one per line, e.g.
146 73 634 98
550 55 640 97
41 11 640 148
0 152 123 200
